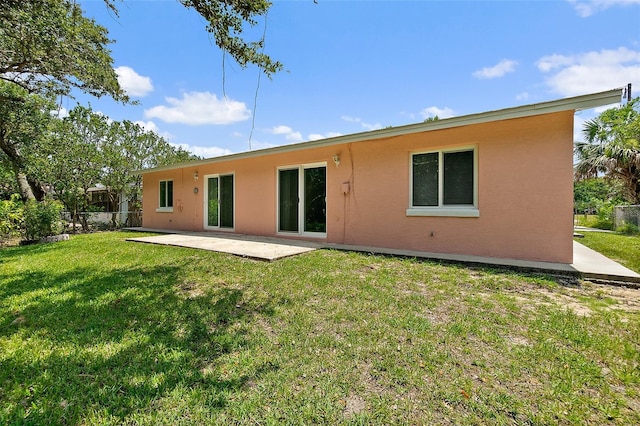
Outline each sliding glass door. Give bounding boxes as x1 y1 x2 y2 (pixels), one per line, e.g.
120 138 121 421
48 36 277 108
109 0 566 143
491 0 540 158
278 164 326 235
205 174 234 229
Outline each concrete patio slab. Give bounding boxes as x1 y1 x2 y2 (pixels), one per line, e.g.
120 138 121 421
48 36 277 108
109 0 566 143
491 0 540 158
124 228 640 284
126 230 319 261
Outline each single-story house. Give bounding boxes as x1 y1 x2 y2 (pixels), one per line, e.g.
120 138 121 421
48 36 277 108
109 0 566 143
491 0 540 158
140 88 623 264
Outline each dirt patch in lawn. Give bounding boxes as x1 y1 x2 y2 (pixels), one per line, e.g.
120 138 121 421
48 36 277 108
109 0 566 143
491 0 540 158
531 283 640 317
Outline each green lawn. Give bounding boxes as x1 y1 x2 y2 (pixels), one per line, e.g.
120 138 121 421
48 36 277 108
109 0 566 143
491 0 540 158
577 232 640 273
1 232 639 425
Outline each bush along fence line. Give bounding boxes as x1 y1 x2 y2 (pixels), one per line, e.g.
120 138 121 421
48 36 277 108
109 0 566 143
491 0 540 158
0 197 66 245
614 205 640 234
1 196 143 246
62 211 142 231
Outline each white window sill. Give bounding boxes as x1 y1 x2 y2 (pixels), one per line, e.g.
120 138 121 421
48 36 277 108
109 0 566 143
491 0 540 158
155 207 174 213
406 208 480 217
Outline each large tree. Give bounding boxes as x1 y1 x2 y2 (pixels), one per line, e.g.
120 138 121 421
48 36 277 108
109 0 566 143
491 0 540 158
0 0 282 96
0 81 54 201
0 0 283 201
102 119 196 226
0 0 126 100
574 98 640 204
44 106 107 230
0 0 127 200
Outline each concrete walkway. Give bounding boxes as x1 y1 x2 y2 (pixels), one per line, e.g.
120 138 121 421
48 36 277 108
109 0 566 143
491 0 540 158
572 241 640 284
125 228 640 284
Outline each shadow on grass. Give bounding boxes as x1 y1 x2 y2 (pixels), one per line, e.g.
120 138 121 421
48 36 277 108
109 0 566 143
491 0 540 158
0 262 276 424
0 240 66 262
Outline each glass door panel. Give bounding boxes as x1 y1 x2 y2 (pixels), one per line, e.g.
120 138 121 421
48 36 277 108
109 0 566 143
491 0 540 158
279 169 299 232
220 175 234 228
304 167 326 233
207 177 219 227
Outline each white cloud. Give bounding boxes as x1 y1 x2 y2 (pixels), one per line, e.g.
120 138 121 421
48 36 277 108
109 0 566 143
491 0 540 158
133 120 173 140
115 66 153 97
567 0 640 17
536 54 575 72
171 143 232 159
536 47 640 97
50 106 68 118
340 115 382 131
420 106 455 120
516 92 530 101
145 92 251 125
269 125 303 142
472 59 518 79
308 132 343 141
134 120 160 133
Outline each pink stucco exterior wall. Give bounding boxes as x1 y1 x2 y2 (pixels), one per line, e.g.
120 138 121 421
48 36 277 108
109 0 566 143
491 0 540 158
142 111 575 263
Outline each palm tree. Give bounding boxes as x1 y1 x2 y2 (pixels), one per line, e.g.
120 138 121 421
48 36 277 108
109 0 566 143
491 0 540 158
574 98 640 204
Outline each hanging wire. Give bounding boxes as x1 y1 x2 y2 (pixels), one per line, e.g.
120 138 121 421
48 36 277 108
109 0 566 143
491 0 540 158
222 51 227 99
248 10 270 151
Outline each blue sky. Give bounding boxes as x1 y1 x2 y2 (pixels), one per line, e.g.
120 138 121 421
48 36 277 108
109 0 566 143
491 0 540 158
72 0 640 158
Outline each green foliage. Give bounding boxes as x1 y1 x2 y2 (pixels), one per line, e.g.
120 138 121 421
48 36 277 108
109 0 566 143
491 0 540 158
0 81 55 201
617 221 639 236
573 177 623 214
594 201 615 230
0 153 18 199
0 194 23 242
180 0 283 77
43 106 105 230
0 0 126 100
575 98 640 203
1 0 276 206
23 199 63 240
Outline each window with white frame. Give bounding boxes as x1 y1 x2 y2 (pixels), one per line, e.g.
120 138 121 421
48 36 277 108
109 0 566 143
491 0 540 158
158 180 173 211
407 147 479 217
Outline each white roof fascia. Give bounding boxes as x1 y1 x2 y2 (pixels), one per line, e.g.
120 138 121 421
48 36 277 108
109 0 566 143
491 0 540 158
141 88 623 174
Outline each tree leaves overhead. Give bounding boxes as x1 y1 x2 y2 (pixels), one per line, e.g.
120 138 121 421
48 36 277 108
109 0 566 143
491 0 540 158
0 81 54 201
180 0 283 76
0 0 127 101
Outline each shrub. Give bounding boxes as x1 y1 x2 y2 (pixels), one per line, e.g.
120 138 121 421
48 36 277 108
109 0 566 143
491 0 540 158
617 222 639 235
594 201 614 230
23 199 64 240
0 194 24 242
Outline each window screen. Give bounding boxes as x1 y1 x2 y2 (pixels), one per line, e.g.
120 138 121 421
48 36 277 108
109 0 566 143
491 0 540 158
443 151 473 205
412 152 439 206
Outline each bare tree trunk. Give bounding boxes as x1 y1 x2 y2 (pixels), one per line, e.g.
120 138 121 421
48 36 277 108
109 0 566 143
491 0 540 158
15 170 36 201
2 141 45 201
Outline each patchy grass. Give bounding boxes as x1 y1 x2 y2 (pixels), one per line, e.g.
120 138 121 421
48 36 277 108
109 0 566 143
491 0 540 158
577 232 640 273
1 232 639 425
574 214 599 228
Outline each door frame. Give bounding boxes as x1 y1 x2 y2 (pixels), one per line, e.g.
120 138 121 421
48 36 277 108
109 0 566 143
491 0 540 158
203 172 235 231
276 162 327 238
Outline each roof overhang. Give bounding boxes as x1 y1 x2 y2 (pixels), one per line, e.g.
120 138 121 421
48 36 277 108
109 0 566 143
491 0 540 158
140 88 624 174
